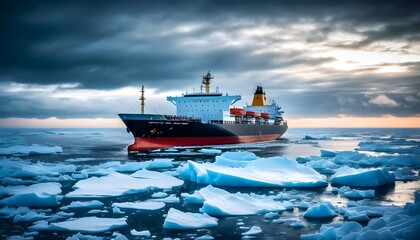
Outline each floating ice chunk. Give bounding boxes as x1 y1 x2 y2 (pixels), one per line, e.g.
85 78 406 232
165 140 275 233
13 211 49 222
320 149 337 158
0 183 62 207
331 167 395 187
130 229 151 237
242 226 262 236
112 202 165 211
112 207 124 214
1 177 36 185
296 155 322 164
87 209 108 214
298 201 311 209
72 170 88 180
347 212 369 221
66 232 104 240
60 200 104 211
195 234 214 240
301 221 363 240
163 208 218 229
290 221 305 228
199 149 222 154
306 159 339 174
188 156 327 188
130 169 184 188
0 158 76 178
186 185 286 216
112 232 128 240
394 166 420 181
151 192 169 198
149 194 180 203
220 151 258 161
66 171 183 198
264 212 280 220
341 189 375 199
0 144 63 155
29 217 127 233
303 202 337 218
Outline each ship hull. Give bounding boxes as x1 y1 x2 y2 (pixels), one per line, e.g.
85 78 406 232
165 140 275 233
119 114 288 152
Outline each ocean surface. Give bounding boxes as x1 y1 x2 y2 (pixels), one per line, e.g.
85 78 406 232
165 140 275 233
0 128 419 240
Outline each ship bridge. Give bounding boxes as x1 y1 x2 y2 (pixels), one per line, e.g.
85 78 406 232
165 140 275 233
167 72 241 123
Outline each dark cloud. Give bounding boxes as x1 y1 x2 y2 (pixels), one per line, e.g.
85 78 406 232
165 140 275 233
0 0 419 119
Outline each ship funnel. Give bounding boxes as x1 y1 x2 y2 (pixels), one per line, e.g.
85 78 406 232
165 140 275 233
251 86 267 106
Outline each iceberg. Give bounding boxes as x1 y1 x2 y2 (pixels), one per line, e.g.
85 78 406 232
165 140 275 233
320 149 337 158
163 208 218 229
331 166 395 187
66 171 183 198
187 154 327 188
185 185 286 216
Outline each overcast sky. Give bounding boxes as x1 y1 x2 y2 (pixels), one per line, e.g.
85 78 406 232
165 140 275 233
1 0 419 123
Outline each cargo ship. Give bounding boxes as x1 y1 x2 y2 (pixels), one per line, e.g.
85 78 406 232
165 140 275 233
119 72 287 152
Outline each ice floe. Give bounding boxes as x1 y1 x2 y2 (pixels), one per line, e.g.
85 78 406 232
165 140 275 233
186 152 327 187
130 229 151 237
0 182 62 207
357 140 420 154
29 217 127 233
331 166 395 187
60 200 104 211
163 208 218 229
112 202 165 211
185 185 286 216
66 170 183 198
0 158 76 178
0 144 63 155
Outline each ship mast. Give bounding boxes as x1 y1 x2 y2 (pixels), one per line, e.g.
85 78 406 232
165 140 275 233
140 85 145 114
202 71 213 93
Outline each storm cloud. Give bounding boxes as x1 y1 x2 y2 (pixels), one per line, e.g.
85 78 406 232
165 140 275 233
0 0 419 119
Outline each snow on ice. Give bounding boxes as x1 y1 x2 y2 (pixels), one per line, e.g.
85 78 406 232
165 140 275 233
66 170 183 198
29 217 127 233
60 200 104 211
0 182 62 207
163 208 218 229
184 185 286 216
331 166 395 187
112 201 165 211
185 152 327 187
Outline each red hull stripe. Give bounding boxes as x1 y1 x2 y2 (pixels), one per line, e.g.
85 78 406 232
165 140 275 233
128 134 281 151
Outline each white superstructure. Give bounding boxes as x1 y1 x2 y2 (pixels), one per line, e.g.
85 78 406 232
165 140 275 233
167 72 241 123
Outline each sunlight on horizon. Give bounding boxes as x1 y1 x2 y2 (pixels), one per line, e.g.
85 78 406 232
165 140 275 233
0 116 418 128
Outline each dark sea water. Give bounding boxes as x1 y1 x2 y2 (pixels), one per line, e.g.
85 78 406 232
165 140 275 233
0 128 419 240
